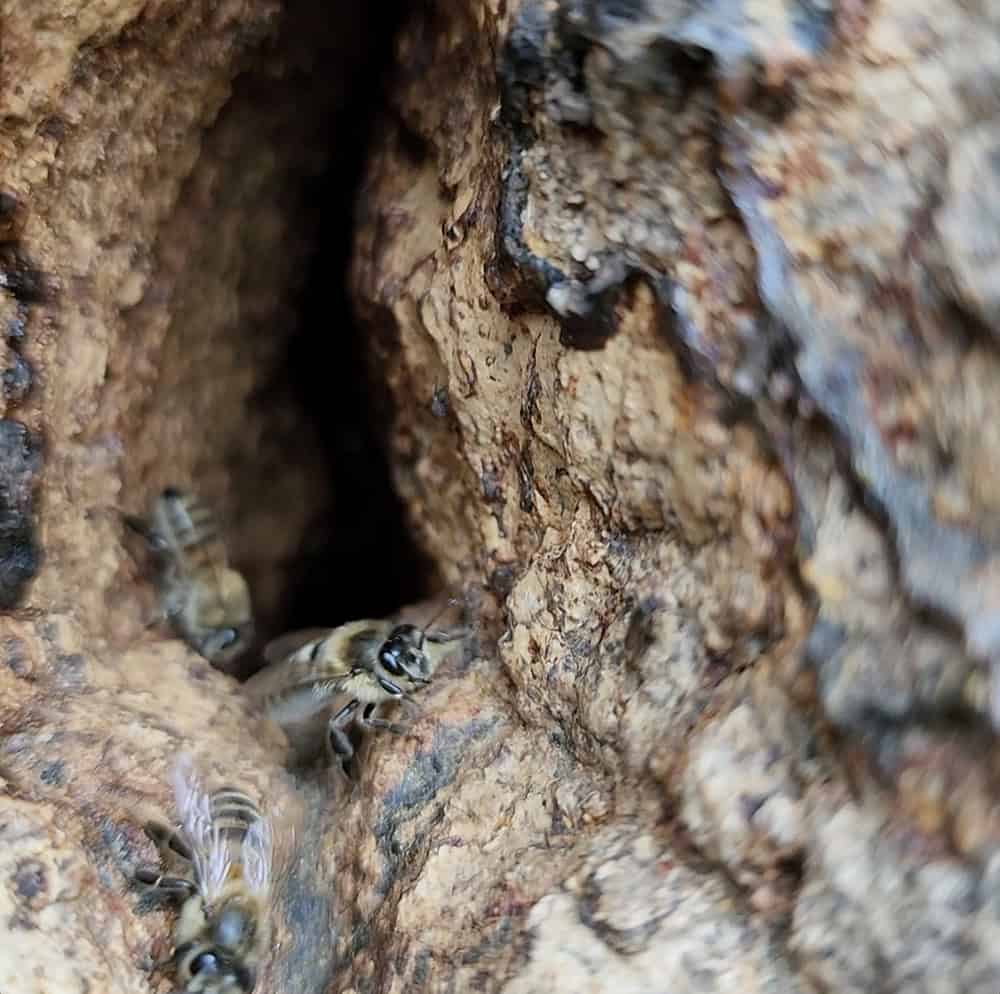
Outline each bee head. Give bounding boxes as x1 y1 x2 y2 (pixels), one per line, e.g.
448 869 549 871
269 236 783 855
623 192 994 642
199 621 254 664
197 570 254 663
176 943 254 994
378 624 430 684
213 905 257 953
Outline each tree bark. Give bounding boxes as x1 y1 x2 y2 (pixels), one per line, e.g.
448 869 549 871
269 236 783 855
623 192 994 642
4 0 1000 993
0 2 339 992
347 2 1000 993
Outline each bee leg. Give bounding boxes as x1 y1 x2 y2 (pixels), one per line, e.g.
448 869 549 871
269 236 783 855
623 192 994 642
425 626 468 644
376 675 404 697
160 582 187 624
374 677 422 716
134 866 197 900
123 514 170 555
122 513 153 543
140 604 171 632
143 820 193 863
326 699 362 781
399 693 424 717
359 701 408 738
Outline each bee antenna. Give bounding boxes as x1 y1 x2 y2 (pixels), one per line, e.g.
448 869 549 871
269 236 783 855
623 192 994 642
419 598 461 648
122 513 163 554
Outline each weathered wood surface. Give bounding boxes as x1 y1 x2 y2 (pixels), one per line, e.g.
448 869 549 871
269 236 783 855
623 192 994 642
4 0 1000 992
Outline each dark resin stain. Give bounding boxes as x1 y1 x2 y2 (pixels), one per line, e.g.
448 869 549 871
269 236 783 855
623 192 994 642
0 420 40 608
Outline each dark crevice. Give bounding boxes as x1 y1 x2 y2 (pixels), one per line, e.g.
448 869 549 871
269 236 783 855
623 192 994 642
277 0 432 634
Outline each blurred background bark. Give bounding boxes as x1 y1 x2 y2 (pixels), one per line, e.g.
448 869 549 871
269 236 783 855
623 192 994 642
3 0 1000 992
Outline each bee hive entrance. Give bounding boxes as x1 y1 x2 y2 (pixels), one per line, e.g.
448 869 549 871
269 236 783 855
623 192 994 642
266 0 432 640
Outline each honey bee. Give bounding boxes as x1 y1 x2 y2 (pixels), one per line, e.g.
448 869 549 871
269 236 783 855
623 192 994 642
134 757 276 994
125 487 254 665
243 603 465 777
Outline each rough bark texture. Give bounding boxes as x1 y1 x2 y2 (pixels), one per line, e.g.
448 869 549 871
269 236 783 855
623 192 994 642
0 2 339 992
347 1 1000 993
4 0 1000 993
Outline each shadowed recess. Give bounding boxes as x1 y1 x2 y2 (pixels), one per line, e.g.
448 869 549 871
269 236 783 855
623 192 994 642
279 0 433 633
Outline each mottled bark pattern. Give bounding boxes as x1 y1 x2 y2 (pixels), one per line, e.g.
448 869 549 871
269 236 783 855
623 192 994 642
3 0 1000 992
0 1 337 991
349 1 1000 992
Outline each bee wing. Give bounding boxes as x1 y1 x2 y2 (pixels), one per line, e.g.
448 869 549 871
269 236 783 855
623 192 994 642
170 754 230 904
274 820 305 900
248 677 349 727
262 628 335 665
239 786 301 906
241 812 273 897
243 646 349 715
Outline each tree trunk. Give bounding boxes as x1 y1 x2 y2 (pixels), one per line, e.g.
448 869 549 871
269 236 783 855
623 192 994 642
0 2 343 991
4 0 1000 993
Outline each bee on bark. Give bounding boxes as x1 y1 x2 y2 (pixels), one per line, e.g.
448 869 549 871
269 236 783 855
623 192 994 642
244 603 465 779
125 487 254 665
134 757 279 994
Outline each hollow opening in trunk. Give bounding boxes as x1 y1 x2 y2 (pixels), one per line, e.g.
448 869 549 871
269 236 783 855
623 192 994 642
97 0 441 677
270 0 434 640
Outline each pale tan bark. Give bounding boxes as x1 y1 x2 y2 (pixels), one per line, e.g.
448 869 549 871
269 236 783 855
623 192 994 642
4 0 1000 993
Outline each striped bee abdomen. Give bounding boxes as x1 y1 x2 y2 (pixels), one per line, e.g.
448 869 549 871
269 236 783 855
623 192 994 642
210 787 262 842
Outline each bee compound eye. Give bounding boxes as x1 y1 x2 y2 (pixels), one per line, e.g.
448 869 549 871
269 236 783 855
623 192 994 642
190 951 221 976
204 628 239 658
380 646 404 675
